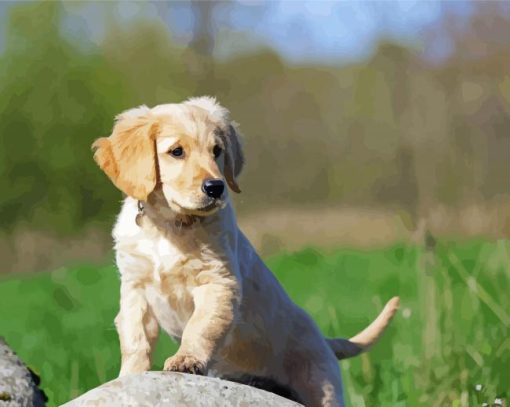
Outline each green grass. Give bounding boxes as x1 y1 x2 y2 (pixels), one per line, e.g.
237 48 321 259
0 240 509 406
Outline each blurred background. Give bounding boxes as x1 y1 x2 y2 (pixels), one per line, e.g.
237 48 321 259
0 1 509 406
1 0 510 272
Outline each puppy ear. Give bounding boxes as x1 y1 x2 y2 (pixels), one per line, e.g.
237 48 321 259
223 124 244 193
92 106 159 201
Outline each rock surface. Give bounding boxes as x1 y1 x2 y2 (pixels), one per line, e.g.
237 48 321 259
62 371 303 407
0 337 46 407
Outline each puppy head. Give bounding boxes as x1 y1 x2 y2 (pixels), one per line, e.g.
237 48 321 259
93 97 244 216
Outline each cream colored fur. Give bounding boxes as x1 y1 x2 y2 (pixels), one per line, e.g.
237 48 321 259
93 96 399 407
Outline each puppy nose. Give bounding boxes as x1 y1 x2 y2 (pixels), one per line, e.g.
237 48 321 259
202 179 225 199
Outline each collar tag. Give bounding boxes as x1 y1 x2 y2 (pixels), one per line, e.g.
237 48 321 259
137 200 144 213
136 201 145 226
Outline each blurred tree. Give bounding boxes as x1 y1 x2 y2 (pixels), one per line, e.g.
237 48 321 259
102 18 190 106
0 2 127 232
186 1 219 95
1 0 510 246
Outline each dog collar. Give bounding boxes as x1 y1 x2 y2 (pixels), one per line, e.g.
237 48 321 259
136 200 200 229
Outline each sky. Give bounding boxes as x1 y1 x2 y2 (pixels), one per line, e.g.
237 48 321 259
167 0 469 64
0 0 476 65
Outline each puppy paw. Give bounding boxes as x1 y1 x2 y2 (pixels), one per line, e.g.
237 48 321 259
164 353 206 375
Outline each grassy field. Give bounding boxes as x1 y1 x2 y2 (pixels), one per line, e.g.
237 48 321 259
0 240 508 406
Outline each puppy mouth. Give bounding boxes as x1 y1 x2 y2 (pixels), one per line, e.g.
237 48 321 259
195 201 221 212
171 199 222 215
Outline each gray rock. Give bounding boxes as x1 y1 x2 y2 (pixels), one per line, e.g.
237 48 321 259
0 337 46 407
62 371 303 407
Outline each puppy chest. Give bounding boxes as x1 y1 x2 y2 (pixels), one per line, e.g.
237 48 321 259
144 282 193 339
136 236 207 338
136 234 185 273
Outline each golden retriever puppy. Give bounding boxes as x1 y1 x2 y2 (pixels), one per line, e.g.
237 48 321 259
92 97 399 407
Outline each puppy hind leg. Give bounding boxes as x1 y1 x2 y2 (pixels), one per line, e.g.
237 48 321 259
286 357 345 407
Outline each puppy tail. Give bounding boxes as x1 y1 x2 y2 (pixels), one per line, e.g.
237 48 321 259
326 296 400 360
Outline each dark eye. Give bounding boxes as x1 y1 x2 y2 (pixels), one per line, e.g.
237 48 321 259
213 145 223 158
169 146 184 158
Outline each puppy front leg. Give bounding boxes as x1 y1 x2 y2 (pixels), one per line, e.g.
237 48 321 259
164 282 238 374
116 281 159 377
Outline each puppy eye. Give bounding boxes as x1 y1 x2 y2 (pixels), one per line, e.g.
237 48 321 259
169 146 184 158
213 145 223 158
